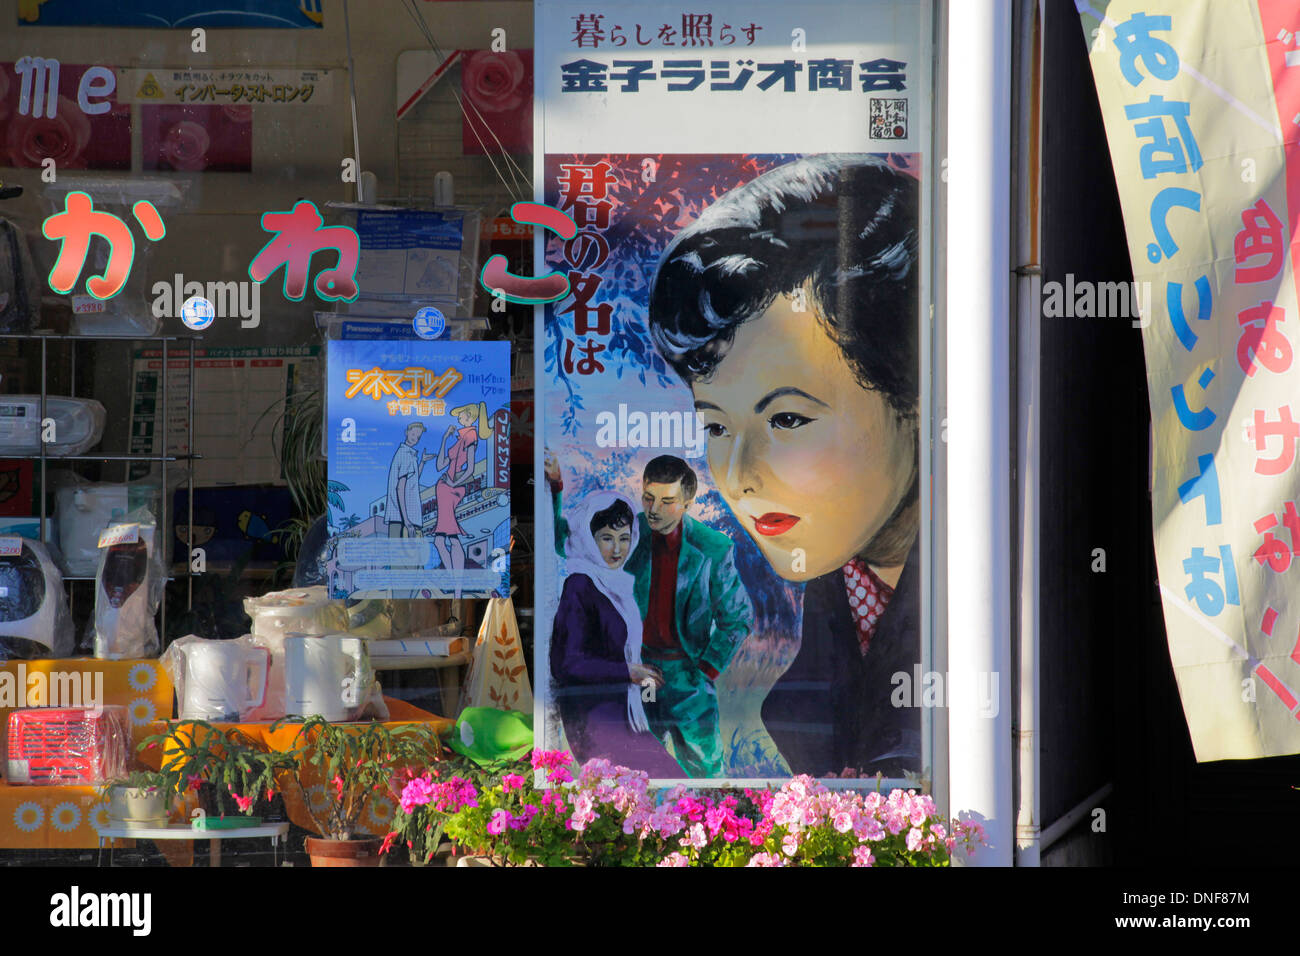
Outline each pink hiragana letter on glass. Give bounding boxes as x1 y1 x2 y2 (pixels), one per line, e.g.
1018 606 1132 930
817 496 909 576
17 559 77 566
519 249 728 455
248 200 359 302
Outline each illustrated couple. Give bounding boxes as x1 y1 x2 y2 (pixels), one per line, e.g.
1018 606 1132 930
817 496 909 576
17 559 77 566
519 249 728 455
547 452 751 778
548 154 924 780
384 403 491 598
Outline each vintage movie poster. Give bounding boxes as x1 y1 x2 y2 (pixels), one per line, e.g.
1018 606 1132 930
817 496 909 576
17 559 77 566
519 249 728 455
1080 0 1300 760
534 0 933 782
326 338 511 601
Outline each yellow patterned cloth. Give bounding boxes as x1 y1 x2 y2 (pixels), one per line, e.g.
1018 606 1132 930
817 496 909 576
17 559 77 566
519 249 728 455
0 659 172 849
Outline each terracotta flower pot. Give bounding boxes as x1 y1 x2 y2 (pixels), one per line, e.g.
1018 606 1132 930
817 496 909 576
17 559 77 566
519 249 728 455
305 836 383 867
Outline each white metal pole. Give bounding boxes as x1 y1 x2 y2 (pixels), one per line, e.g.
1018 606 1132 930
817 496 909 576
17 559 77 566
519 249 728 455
947 0 1015 866
1014 0 1043 868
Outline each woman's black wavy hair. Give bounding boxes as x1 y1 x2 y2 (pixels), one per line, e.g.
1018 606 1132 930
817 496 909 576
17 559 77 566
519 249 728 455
589 498 635 536
647 154 918 416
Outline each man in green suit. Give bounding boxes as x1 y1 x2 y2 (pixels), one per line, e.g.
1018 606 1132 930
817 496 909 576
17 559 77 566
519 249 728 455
544 452 754 777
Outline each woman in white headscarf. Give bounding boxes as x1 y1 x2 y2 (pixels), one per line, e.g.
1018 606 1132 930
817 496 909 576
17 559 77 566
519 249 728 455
549 490 684 776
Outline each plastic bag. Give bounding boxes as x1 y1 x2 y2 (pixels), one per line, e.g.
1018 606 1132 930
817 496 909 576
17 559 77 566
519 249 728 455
0 536 74 659
90 507 165 660
243 587 348 721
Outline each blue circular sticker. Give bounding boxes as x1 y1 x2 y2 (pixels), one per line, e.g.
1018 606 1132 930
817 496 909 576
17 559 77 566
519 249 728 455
180 296 215 331
413 307 446 340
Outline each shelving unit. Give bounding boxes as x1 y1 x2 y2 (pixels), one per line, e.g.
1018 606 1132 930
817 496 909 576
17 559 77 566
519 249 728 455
0 330 200 643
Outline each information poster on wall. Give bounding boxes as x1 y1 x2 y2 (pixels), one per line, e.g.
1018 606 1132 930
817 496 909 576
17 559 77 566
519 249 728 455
326 338 511 600
128 345 319 487
535 0 933 782
1081 0 1300 761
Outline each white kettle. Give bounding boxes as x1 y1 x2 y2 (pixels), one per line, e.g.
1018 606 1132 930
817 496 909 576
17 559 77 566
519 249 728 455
177 640 271 722
283 635 370 721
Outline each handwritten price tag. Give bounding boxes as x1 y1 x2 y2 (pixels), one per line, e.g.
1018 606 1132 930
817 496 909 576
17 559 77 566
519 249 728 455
98 524 139 548
0 537 21 556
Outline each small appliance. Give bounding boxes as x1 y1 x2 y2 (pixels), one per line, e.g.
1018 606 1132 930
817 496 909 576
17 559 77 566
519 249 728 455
174 640 271 722
283 635 370 721
55 482 137 578
6 705 128 785
0 396 105 457
0 537 72 660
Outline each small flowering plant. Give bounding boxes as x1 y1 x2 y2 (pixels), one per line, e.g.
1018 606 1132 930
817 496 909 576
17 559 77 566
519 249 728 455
275 716 442 841
426 750 987 867
140 721 295 819
641 777 986 867
383 768 473 864
433 753 581 867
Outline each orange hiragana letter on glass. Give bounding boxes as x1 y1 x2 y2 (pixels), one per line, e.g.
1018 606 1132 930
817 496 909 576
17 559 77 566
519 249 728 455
248 200 359 302
41 192 165 299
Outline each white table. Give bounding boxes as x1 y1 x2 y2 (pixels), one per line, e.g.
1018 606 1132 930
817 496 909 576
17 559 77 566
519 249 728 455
96 822 290 867
371 651 469 715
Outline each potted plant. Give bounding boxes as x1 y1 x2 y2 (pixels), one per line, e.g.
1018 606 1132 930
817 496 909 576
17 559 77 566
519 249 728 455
426 754 590 868
275 716 442 867
141 720 295 828
99 770 173 829
428 751 990 867
383 768 454 866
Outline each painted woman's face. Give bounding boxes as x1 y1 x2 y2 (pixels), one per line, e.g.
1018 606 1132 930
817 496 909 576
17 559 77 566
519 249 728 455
594 524 633 568
692 291 916 582
457 408 477 427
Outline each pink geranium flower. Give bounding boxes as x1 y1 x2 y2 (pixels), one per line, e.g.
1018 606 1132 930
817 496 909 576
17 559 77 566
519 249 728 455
657 852 691 867
399 774 435 813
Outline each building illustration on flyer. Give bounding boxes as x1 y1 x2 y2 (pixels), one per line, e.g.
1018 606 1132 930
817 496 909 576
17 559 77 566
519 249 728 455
326 339 511 600
535 1 932 782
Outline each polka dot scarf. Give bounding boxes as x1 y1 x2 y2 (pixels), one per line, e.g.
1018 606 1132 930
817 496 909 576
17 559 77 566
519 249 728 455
842 557 895 655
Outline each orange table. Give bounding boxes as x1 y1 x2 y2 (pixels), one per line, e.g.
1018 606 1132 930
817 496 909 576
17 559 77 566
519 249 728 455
146 698 452 838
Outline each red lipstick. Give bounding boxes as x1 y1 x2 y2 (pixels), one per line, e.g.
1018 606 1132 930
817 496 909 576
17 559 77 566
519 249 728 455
753 513 800 536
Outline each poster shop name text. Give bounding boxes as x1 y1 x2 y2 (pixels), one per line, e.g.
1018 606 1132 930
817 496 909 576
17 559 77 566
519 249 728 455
558 56 906 94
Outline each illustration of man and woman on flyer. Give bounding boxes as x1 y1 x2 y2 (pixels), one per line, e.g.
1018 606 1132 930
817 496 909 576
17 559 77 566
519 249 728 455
384 401 492 588
545 155 924 782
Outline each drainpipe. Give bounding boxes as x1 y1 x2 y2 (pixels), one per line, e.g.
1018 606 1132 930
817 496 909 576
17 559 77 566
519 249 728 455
1013 0 1043 868
946 0 1015 866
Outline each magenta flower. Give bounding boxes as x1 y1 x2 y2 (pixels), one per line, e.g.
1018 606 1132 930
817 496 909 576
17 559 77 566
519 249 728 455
400 774 436 813
530 750 573 772
501 773 526 794
853 845 875 867
508 805 539 830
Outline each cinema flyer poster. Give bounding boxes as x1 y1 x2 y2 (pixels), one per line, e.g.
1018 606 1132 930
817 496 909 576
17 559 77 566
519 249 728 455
326 338 511 600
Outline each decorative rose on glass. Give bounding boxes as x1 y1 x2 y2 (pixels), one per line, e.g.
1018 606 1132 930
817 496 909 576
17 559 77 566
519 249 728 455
462 51 527 113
